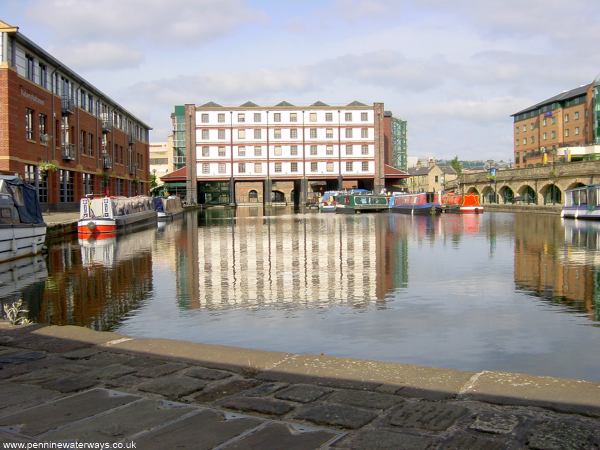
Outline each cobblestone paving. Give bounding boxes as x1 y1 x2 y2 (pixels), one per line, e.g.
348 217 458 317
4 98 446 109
1 330 599 449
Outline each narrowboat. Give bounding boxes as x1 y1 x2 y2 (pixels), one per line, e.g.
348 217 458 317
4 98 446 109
152 196 184 220
441 193 484 214
78 195 157 235
318 191 339 213
561 184 600 219
335 192 389 214
389 192 442 215
0 176 46 263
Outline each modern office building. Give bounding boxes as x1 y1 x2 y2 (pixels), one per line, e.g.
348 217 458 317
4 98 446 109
0 20 151 209
383 111 407 171
164 101 408 205
149 136 175 182
511 75 600 168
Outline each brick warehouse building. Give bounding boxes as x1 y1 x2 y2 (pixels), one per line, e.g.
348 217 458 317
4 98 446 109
0 20 151 210
163 101 408 206
512 75 600 168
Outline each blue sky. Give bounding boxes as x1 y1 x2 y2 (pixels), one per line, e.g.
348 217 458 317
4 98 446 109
4 0 600 161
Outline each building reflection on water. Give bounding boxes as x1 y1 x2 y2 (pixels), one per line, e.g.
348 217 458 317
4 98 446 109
514 215 600 321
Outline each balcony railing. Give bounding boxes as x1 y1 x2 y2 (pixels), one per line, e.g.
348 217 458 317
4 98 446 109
61 143 75 160
61 96 74 115
128 133 135 144
40 134 49 146
128 163 137 175
101 114 113 133
103 155 113 169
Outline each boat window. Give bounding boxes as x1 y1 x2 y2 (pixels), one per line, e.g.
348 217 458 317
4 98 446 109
589 188 597 207
572 190 579 205
580 189 587 205
6 185 24 206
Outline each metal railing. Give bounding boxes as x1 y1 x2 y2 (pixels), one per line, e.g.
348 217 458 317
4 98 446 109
61 143 75 160
61 96 74 115
103 156 113 169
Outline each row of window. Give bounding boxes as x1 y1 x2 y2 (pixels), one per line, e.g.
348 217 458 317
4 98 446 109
201 161 370 174
200 127 370 140
516 127 582 145
200 111 370 124
200 144 371 157
25 108 48 142
515 111 586 133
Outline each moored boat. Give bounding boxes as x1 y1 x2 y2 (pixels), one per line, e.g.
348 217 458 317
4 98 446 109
389 192 442 215
561 184 600 219
441 193 484 214
335 191 389 214
152 196 184 220
318 191 339 213
0 176 46 262
78 195 157 235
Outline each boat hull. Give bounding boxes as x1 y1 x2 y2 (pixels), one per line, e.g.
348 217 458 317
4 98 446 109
389 204 441 215
561 207 600 220
78 210 157 235
157 210 184 221
0 224 47 263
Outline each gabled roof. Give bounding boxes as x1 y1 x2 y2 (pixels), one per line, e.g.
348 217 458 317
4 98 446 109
311 101 329 107
383 165 409 178
240 101 258 107
512 85 589 117
438 165 457 175
200 101 222 107
0 20 18 33
275 101 294 106
160 166 187 181
407 167 430 176
347 100 367 106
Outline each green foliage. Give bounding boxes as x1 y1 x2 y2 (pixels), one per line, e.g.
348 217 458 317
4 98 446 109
450 156 463 175
150 172 158 189
38 161 57 173
3 299 31 325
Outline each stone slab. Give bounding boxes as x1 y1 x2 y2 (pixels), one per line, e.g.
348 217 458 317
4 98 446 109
137 375 207 398
333 429 434 449
526 420 599 450
184 366 233 381
0 389 139 436
218 397 293 416
89 364 137 379
439 432 508 450
328 389 402 410
224 422 341 450
389 401 469 432
461 371 600 417
192 378 260 403
60 347 103 360
43 398 194 442
259 354 474 394
0 383 63 417
293 403 377 429
40 374 98 393
136 362 187 378
275 384 331 403
31 325 125 346
241 382 288 397
135 409 263 450
468 412 519 434
0 351 46 365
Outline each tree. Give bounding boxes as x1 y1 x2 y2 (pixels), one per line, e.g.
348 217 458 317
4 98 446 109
450 156 463 175
150 170 158 189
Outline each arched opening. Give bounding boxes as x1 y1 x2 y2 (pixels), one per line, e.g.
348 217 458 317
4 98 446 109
566 182 586 191
271 190 285 203
481 186 496 204
248 189 258 202
466 187 479 195
499 186 514 204
518 185 537 204
541 184 561 205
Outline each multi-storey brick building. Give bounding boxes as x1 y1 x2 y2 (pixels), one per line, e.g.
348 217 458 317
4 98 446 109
512 76 600 168
0 20 151 210
164 101 407 205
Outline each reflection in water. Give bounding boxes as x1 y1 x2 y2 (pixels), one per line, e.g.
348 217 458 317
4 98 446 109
514 215 600 321
0 255 47 321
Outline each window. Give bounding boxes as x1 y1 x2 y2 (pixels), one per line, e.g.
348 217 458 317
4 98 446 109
238 146 246 156
542 118 547 126
218 129 226 139
310 128 317 138
551 117 556 125
238 129 245 139
522 126 527 132
38 113 47 144
218 163 226 173
26 54 34 81
291 162 298 172
238 113 245 123
362 162 369 171
326 128 333 138
311 162 318 172
274 162 282 173
326 162 333 172
575 127 580 135
290 145 298 156
59 170 74 202
530 136 535 143
361 112 368 121
346 145 353 155
543 132 547 140
574 111 579 120
310 145 317 155
326 145 333 155
345 112 352 121
325 112 333 122
530 123 534 130
290 128 298 139
39 63 47 88
37 171 48 203
201 129 209 139
25 108 34 140
254 113 261 122
345 128 352 138
346 161 353 171
88 94 93 113
274 128 281 139
564 113 569 123
254 128 261 139
202 146 209 157
361 144 368 155
309 112 317 122
254 146 262 156
361 128 368 138
274 146 282 156
254 163 262 173
435 175 439 183
80 130 86 153
83 173 94 195
218 146 225 156
218 113 225 123
24 165 36 185
522 138 526 145
238 163 246 173
565 129 569 137
201 113 209 123
202 163 209 174
88 133 94 156
273 113 281 122
551 131 556 139
290 113 297 122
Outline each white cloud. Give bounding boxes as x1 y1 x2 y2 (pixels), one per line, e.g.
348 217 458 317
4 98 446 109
50 42 143 70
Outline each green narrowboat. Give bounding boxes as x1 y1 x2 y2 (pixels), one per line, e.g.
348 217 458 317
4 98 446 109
334 192 389 214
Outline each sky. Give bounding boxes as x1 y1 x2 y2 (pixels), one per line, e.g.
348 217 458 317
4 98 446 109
3 0 600 162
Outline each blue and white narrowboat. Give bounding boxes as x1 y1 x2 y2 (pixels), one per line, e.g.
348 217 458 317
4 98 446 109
561 184 600 220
